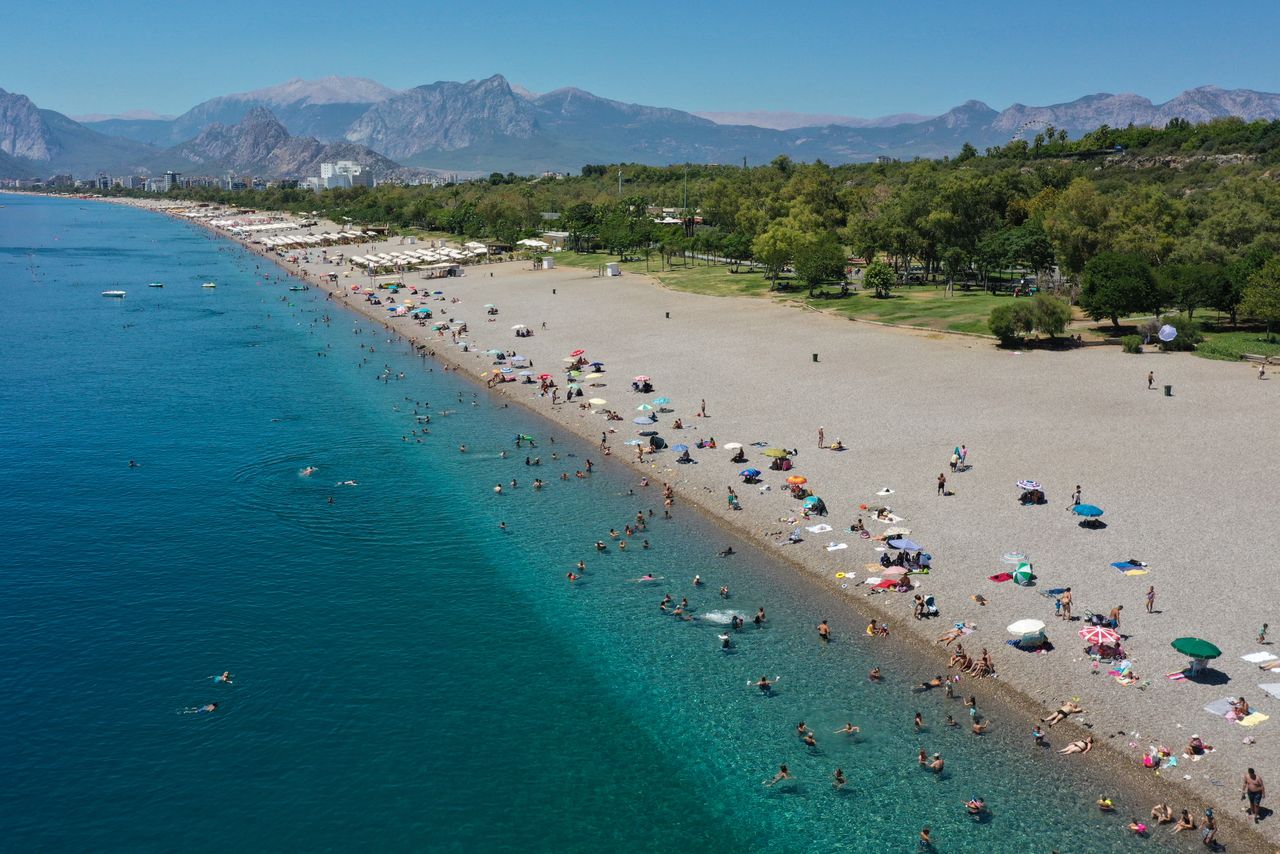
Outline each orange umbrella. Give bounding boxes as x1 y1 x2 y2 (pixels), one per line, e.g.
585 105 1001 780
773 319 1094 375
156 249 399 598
786 475 808 485
570 349 585 357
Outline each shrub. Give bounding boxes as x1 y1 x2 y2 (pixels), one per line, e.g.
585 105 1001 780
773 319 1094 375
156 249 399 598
989 302 1035 343
1156 313 1204 351
1121 335 1143 354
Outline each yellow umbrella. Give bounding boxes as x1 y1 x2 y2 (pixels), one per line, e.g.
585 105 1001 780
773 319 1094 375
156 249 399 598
786 475 808 485
585 372 603 379
588 398 608 406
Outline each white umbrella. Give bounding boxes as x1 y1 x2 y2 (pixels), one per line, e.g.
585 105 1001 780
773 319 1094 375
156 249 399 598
1007 619 1046 635
511 324 527 330
588 398 608 406
723 442 744 450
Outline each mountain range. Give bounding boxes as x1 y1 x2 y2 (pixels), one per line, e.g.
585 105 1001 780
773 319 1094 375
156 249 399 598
5 75 1280 179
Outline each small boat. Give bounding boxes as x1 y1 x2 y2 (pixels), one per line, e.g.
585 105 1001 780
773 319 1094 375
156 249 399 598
102 290 126 298
148 282 164 288
201 282 217 289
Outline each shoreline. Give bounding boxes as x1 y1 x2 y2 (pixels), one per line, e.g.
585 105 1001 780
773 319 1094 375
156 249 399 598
73 193 1277 850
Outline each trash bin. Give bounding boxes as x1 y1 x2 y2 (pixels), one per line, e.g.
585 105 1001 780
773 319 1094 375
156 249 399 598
1163 385 1172 397
812 353 819 363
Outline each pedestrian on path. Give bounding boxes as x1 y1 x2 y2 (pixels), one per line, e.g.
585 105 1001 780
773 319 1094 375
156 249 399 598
1147 371 1155 390
818 426 825 448
937 472 946 496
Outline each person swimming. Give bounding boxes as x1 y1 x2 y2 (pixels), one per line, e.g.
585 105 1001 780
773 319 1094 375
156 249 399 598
300 466 316 476
754 675 777 694
718 547 735 557
213 671 233 684
834 723 861 736
965 797 986 817
719 633 732 650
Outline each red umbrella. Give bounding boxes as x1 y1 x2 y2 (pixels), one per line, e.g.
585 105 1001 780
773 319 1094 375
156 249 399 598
634 375 651 382
1078 626 1120 646
538 373 552 380
570 349 585 357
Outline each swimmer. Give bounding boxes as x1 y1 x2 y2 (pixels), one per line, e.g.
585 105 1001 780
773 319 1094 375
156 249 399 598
868 667 882 682
754 675 777 694
595 540 607 551
928 753 944 773
834 723 861 736
499 521 507 531
566 572 580 582
971 720 989 735
754 608 766 626
719 633 732 650
213 671 233 684
914 675 943 692
803 731 817 748
719 586 730 598
618 540 626 551
965 798 986 817
300 466 316 476
128 459 140 468
833 768 846 790
609 528 619 539
185 702 218 714
494 484 503 494
660 594 672 611
459 444 467 453
1031 724 1046 746
818 620 831 641
1096 797 1115 812
577 561 586 572
642 540 650 549
914 712 924 731
693 574 703 587
763 764 792 787
718 546 735 557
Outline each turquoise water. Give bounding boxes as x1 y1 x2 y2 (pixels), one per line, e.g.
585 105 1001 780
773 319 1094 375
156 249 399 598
0 194 1187 852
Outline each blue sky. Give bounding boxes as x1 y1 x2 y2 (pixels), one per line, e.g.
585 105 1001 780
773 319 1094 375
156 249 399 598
6 0 1279 118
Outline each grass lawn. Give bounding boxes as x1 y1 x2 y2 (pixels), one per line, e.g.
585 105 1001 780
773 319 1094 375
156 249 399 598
557 252 1015 333
1194 329 1280 361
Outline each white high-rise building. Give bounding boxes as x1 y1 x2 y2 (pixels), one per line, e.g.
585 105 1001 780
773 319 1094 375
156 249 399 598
319 161 373 189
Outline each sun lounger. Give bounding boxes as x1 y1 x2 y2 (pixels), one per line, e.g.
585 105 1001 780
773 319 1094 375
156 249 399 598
1258 683 1280 700
988 572 1014 583
806 524 833 533
1242 652 1278 664
825 543 847 551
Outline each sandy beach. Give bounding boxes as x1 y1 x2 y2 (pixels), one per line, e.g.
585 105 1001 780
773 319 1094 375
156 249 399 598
99 197 1279 846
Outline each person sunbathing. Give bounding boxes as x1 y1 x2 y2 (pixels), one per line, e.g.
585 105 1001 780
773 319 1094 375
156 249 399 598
936 625 968 646
1150 803 1174 824
830 439 845 450
1058 736 1093 754
1042 701 1085 727
1186 735 1212 755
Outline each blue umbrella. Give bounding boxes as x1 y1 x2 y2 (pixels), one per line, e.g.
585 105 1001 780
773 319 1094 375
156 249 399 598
672 444 690 453
888 537 922 551
739 468 761 478
1072 504 1104 518
803 495 822 507
633 417 653 425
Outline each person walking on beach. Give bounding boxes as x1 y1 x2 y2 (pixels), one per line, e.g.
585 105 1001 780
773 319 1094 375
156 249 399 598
817 426 825 448
1059 588 1073 621
1147 370 1155 390
1145 585 1156 613
937 473 946 496
1243 768 1265 823
1070 484 1082 509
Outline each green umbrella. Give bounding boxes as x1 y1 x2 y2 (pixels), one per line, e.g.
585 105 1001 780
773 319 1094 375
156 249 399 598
763 448 790 458
1012 563 1034 585
1170 637 1221 659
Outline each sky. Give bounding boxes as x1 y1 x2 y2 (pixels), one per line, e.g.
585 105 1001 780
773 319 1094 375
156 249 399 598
5 0 1280 119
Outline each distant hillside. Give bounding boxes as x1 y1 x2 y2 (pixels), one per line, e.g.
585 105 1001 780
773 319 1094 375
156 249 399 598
0 87 156 174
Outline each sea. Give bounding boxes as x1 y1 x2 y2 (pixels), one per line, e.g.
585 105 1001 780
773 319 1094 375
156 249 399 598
0 194 1188 852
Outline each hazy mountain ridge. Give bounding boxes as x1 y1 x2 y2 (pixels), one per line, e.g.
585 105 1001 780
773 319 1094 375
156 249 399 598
9 77 1280 177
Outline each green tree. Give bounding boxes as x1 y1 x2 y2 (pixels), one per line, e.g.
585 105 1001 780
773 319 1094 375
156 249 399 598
752 221 801 286
793 233 848 297
1031 293 1072 337
1041 178 1108 277
1242 256 1280 337
863 260 895 299
1079 252 1160 327
988 302 1035 343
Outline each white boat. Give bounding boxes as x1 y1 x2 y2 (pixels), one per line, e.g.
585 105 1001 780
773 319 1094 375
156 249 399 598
201 282 217 288
102 290 126 298
148 282 164 288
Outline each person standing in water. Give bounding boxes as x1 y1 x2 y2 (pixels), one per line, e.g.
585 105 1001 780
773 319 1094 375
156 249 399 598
817 620 831 642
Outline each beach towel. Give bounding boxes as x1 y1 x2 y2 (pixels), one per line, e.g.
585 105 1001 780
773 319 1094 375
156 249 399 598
858 531 871 540
1259 683 1280 700
825 543 848 552
864 577 882 585
1110 560 1149 569
1122 569 1149 576
1166 671 1187 681
1242 652 1278 664
1203 697 1236 717
874 514 904 524
865 563 884 573
988 572 1014 583
1240 713 1269 727
806 524 833 534
873 578 899 589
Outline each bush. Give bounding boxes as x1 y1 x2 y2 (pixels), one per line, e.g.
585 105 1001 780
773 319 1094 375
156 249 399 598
989 302 1035 343
1121 335 1143 353
1156 313 1204 351
1031 293 1072 337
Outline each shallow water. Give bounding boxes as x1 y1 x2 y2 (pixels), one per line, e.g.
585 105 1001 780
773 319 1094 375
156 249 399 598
0 194 1191 851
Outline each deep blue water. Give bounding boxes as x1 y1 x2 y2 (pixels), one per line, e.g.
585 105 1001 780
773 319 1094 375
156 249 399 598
0 194 1186 852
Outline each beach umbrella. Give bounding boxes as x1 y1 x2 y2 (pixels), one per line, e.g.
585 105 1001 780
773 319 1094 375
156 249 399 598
567 383 580 390
633 416 654 424
589 361 604 367
485 349 504 355
1012 564 1034 585
1016 480 1040 490
585 372 603 379
1001 551 1027 564
652 397 671 405
538 373 552 380
637 404 655 411
723 442 743 450
432 290 443 295
739 468 761 478
634 375 650 382
500 367 514 375
484 303 496 308
588 398 607 405
518 370 534 377
763 448 790 458
562 357 577 363
1072 504 1104 518
802 495 822 507
624 439 644 446
786 475 808 485
1007 619 1046 635
1158 324 1177 342
887 538 921 551
1079 626 1121 646
511 324 527 330
570 349 585 357
1170 637 1221 660
672 444 690 453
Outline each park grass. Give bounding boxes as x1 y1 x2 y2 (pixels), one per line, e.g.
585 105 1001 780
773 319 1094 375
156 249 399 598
1194 329 1280 361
